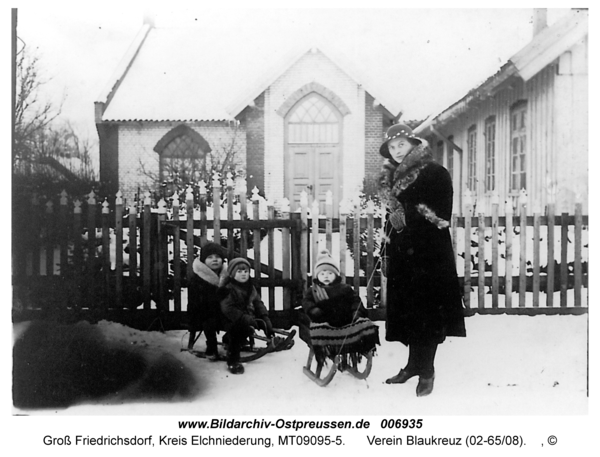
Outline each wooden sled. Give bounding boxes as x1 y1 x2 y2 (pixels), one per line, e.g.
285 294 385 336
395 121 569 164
303 348 374 387
302 317 379 387
185 328 295 363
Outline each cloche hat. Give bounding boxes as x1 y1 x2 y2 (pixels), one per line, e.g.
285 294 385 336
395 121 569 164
379 123 422 159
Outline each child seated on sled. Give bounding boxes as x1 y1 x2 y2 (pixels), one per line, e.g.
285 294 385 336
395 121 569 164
299 250 378 367
187 242 228 359
220 258 275 374
302 249 367 329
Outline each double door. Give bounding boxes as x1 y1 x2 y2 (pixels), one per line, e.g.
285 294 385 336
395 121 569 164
287 144 340 216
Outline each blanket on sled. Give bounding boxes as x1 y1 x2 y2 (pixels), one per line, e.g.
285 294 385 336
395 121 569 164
309 318 380 363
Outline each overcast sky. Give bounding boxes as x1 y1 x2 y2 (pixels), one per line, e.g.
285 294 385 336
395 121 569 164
14 6 574 153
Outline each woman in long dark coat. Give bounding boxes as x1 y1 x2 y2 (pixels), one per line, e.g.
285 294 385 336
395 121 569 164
378 123 466 397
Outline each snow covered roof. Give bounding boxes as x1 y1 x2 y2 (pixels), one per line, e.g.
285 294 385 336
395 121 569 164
96 25 401 123
414 10 588 135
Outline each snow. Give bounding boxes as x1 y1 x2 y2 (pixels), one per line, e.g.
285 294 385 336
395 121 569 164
13 313 588 416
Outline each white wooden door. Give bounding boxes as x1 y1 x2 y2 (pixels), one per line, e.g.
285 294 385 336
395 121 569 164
285 93 342 216
288 144 339 215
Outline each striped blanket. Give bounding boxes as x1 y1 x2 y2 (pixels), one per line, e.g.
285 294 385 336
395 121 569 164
309 318 380 363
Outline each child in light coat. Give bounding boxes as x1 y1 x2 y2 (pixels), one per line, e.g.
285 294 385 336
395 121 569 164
187 242 228 359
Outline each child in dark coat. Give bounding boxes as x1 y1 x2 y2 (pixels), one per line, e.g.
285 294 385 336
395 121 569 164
220 258 274 374
187 242 228 359
299 250 377 365
302 250 367 328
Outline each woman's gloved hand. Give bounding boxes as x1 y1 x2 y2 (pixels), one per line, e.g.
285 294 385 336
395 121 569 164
381 256 391 277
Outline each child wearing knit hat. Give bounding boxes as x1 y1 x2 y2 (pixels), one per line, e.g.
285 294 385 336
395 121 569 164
220 257 274 374
302 250 366 328
187 242 228 358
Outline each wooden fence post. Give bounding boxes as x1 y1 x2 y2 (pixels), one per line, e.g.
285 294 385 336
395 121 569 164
491 192 499 308
267 199 276 310
518 189 527 307
505 199 513 308
560 209 569 307
128 198 138 309
157 198 168 311
311 199 320 273
300 191 309 293
325 190 333 253
252 187 261 288
101 198 111 307
212 172 221 244
199 180 208 247
366 200 375 307
546 200 555 307
477 202 485 309
532 202 541 307
142 191 152 310
115 191 124 309
73 199 82 309
463 190 472 309
238 178 248 257
353 198 360 293
59 190 69 278
226 172 235 260
87 191 97 308
339 200 348 285
379 203 387 310
574 200 583 307
172 192 181 312
281 198 292 310
186 186 195 282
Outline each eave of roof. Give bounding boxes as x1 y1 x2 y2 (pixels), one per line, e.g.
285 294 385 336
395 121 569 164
414 10 588 136
97 26 402 124
226 41 403 118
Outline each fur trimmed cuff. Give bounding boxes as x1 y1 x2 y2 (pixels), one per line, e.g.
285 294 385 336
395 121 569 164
416 204 450 229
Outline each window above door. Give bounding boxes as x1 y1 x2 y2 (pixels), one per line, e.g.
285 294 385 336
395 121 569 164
288 93 340 144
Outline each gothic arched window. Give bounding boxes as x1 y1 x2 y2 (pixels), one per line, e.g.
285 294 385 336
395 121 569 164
154 125 211 188
288 94 340 144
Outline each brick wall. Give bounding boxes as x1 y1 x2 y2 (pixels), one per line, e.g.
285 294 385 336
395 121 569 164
98 123 119 198
244 92 265 195
364 92 384 198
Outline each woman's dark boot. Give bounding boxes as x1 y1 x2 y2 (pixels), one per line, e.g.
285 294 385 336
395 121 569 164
416 373 435 397
415 343 437 397
385 368 418 384
386 345 419 384
187 330 197 350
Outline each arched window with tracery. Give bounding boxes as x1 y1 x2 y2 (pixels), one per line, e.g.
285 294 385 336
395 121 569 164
288 94 340 144
154 125 211 190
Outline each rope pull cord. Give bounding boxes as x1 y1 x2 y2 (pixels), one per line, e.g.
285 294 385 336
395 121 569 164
330 221 391 358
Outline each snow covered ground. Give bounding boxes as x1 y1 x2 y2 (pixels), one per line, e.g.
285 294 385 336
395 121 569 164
12 313 588 416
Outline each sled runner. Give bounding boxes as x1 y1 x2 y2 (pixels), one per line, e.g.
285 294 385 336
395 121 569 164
303 318 379 387
185 328 295 363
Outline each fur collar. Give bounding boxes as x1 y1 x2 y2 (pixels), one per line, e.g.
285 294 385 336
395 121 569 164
192 258 224 286
378 143 434 210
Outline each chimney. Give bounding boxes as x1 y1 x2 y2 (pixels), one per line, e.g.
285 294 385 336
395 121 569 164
143 12 155 28
532 8 547 36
